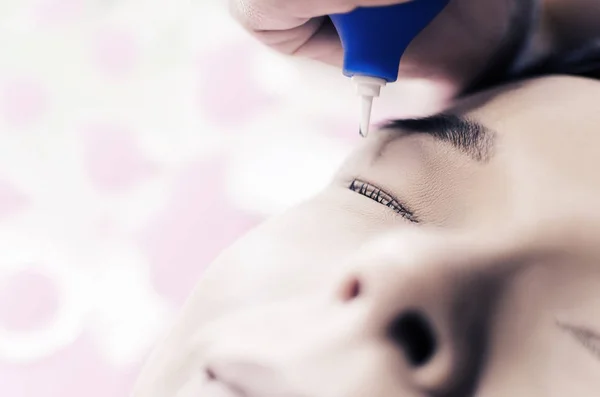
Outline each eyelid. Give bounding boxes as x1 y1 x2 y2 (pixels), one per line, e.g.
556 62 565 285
348 179 418 223
558 322 600 360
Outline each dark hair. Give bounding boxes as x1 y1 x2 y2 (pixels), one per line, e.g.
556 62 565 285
463 39 600 97
515 40 600 80
464 0 600 93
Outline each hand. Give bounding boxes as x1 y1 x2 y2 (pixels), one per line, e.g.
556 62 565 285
230 0 525 112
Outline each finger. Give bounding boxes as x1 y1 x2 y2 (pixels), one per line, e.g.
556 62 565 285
251 17 332 55
277 0 417 19
230 0 415 31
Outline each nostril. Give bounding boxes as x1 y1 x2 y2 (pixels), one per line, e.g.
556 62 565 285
339 275 362 302
205 367 217 380
388 310 437 367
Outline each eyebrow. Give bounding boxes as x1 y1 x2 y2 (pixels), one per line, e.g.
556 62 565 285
382 114 495 162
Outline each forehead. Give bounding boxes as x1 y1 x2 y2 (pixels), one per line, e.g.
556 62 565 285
458 76 600 191
461 76 600 155
423 76 600 228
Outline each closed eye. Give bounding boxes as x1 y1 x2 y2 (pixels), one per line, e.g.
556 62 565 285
349 179 417 223
558 322 600 360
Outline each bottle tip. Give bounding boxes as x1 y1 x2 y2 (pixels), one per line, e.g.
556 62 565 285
359 95 373 138
359 125 368 138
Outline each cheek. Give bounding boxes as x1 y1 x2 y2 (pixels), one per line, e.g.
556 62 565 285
478 264 600 396
479 266 561 393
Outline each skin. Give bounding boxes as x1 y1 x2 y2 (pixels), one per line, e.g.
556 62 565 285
132 75 600 397
131 1 600 395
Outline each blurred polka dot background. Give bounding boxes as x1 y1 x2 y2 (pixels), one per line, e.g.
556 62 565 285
0 0 460 395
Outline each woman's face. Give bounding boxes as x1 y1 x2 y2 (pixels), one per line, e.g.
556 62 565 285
133 76 600 397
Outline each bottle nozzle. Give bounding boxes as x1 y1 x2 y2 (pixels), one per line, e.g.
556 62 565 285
352 76 387 138
359 95 373 137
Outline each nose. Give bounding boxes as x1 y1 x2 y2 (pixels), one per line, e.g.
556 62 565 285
335 230 523 396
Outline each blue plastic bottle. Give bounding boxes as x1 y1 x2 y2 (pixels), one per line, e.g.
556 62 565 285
329 0 451 136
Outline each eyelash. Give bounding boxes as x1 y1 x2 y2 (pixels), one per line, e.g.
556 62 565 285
349 179 418 223
559 322 600 360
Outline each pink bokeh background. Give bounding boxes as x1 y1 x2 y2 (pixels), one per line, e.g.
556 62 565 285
0 1 363 396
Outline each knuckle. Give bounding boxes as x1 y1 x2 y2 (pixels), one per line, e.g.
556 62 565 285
228 0 265 30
